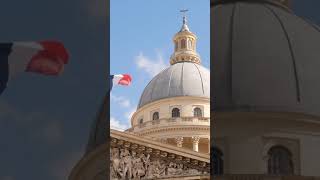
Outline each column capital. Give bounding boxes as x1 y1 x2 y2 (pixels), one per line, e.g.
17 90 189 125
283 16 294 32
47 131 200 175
175 136 184 148
192 136 201 143
192 136 201 152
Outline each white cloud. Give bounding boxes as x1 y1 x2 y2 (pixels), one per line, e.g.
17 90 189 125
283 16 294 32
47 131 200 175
111 94 131 108
110 117 129 131
135 51 167 77
124 108 136 127
125 108 136 121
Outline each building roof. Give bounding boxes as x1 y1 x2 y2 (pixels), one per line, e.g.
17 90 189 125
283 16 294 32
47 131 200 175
212 0 320 116
138 62 210 108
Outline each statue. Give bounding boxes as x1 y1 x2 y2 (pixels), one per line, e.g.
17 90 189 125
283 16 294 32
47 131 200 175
109 147 206 179
111 148 121 179
120 149 133 179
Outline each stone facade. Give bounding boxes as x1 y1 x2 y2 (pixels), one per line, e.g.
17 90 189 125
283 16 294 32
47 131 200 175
110 130 210 180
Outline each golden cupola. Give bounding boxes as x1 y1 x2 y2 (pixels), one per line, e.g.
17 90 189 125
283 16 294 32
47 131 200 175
170 12 201 65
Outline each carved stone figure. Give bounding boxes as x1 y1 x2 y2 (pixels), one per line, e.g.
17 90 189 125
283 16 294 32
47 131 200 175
111 148 121 179
121 149 133 179
132 152 145 179
109 147 205 180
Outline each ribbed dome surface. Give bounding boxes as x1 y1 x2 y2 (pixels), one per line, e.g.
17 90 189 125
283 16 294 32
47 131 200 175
212 0 320 116
138 62 210 108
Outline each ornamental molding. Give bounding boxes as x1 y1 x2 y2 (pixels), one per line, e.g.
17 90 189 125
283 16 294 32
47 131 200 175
128 116 210 133
132 126 210 137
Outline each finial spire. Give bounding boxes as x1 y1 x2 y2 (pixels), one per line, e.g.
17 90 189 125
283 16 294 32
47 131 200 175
180 9 189 32
180 9 188 24
170 9 201 65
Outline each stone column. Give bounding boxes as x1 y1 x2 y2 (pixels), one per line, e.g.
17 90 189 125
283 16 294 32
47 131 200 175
175 137 183 148
192 136 201 152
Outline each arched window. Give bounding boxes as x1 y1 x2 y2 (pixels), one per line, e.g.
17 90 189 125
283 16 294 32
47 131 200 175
268 146 294 175
139 118 143 124
212 147 224 176
181 39 186 49
172 108 180 118
188 39 193 49
152 112 159 120
175 41 178 51
194 107 202 117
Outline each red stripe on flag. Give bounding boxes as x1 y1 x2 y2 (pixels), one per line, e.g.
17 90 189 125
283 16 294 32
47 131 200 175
39 41 69 64
25 41 69 76
118 74 132 85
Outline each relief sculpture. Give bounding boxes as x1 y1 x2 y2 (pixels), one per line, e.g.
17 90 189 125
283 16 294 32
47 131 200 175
110 147 201 180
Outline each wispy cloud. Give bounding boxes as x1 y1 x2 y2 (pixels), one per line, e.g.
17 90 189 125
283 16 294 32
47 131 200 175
111 93 131 108
135 51 167 77
110 117 129 131
125 108 136 121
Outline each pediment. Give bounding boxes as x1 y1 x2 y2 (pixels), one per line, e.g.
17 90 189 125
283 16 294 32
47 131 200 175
111 130 210 179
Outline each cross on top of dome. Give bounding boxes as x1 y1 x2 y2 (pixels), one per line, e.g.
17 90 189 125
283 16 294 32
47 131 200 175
180 9 190 32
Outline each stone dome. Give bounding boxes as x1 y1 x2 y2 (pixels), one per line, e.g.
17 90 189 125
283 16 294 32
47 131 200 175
138 62 210 108
212 0 320 116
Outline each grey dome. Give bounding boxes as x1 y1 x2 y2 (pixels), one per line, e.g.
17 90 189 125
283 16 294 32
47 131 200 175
138 62 210 108
212 0 320 116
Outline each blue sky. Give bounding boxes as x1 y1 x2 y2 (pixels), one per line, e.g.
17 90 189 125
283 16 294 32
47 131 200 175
110 0 210 130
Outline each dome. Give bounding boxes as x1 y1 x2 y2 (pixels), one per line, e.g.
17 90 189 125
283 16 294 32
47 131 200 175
138 62 210 108
212 0 320 116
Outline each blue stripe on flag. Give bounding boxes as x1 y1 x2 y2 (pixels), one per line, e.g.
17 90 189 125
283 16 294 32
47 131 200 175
0 43 13 95
109 75 114 92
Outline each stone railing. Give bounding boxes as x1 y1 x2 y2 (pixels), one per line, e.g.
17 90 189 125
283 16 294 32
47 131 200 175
214 175 320 180
126 117 210 132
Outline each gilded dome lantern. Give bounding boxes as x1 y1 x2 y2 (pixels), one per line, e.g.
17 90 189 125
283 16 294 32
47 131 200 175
170 10 201 65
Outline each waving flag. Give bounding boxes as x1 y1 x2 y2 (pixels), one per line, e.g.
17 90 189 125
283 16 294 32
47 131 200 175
0 40 69 95
109 74 132 91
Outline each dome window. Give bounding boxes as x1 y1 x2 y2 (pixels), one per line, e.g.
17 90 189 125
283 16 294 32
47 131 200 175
139 118 144 124
172 108 180 118
181 39 186 49
194 107 202 117
268 146 294 175
188 39 192 49
212 147 224 176
152 112 159 120
175 41 178 51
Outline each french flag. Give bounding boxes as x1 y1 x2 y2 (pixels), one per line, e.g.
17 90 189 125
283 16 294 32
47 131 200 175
0 41 69 95
109 74 132 91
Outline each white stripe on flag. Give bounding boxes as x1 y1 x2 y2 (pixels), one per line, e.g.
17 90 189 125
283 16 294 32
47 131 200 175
112 74 124 85
8 42 42 81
